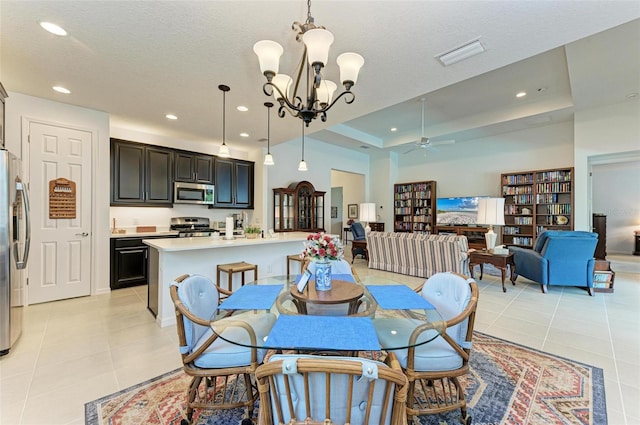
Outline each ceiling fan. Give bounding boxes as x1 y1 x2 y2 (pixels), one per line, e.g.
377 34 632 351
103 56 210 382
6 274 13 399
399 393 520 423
404 98 455 154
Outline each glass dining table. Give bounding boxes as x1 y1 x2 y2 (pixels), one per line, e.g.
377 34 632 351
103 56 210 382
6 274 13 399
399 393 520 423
210 274 445 354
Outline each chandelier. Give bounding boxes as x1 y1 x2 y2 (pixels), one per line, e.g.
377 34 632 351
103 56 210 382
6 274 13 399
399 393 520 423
253 0 364 127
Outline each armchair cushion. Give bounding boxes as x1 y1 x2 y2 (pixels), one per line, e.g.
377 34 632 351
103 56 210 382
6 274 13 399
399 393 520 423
351 222 366 241
193 311 276 368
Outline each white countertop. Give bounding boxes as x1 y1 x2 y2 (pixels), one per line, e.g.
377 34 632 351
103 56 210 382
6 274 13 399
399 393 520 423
143 232 311 252
110 231 179 238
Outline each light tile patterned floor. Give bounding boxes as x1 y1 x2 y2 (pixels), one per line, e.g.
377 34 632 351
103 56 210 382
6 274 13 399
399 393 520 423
0 253 638 425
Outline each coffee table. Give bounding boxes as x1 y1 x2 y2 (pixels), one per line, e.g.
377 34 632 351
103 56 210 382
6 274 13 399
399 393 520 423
468 250 515 292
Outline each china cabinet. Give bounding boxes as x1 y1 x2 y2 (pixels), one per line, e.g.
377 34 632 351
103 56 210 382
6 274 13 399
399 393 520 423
273 181 325 232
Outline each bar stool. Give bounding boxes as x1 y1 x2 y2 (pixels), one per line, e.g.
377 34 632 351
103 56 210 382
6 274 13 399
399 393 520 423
286 254 304 277
216 261 258 292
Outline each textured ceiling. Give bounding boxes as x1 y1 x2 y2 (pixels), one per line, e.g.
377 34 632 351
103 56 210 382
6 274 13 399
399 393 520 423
1 1 639 154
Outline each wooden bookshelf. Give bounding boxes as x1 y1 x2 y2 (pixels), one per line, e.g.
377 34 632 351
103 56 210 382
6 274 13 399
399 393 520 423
393 181 436 233
501 167 574 248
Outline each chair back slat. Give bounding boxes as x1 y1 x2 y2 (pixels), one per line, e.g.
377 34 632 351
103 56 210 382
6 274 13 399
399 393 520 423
256 355 408 425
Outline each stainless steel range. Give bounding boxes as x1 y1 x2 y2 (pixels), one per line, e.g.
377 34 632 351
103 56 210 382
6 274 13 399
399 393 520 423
170 217 215 238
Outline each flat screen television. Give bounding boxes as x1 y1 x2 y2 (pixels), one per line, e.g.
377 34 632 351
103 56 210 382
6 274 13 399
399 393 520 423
436 196 488 226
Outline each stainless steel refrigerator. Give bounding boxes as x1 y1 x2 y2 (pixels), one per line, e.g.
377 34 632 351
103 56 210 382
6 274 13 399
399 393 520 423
0 149 30 356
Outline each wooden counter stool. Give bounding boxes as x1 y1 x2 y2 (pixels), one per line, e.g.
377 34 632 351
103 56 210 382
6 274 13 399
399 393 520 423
216 261 258 293
287 254 304 277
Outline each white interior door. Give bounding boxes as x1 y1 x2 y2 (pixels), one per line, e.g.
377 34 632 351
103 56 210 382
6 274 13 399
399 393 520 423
27 121 92 304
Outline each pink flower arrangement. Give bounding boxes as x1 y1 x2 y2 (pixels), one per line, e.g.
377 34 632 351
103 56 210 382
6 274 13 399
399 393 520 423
302 232 344 261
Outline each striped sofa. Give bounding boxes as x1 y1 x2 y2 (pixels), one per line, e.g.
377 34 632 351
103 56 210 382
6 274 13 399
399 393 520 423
366 232 470 278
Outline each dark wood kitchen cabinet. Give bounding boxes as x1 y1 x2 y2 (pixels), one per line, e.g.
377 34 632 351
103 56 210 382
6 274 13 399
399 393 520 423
110 237 149 290
213 157 254 209
110 138 173 206
174 150 214 184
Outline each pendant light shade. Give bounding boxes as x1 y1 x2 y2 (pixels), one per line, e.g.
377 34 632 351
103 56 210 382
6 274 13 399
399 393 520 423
218 84 231 158
298 121 307 171
302 28 334 67
263 102 275 166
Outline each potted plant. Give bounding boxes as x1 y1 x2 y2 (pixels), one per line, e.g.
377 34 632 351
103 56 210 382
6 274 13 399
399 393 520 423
245 226 261 239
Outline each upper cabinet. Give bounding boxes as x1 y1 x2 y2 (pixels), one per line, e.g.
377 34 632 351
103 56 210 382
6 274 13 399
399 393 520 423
213 157 254 209
174 150 214 184
110 138 173 206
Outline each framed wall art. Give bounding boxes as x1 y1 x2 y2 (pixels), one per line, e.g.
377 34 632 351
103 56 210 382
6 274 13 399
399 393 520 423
348 204 358 219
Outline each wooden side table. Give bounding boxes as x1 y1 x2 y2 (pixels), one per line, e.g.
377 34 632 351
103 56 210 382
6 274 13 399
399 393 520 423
351 240 368 263
468 250 515 292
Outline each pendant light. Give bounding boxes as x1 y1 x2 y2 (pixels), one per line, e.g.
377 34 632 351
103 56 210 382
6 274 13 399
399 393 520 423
217 84 231 158
263 102 275 165
298 120 308 171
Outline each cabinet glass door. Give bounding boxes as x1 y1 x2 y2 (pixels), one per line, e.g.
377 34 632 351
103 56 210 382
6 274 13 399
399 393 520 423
283 193 294 230
315 194 324 231
274 192 282 231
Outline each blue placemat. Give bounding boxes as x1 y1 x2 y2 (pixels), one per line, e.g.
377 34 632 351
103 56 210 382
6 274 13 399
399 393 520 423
217 284 283 310
366 285 435 310
264 315 381 351
294 273 355 284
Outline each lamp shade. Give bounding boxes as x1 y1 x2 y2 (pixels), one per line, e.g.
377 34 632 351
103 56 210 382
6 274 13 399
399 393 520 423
298 160 308 171
218 144 230 158
336 52 364 86
316 80 337 105
271 74 292 99
263 153 274 165
253 40 284 75
302 28 334 66
359 203 376 222
477 198 505 226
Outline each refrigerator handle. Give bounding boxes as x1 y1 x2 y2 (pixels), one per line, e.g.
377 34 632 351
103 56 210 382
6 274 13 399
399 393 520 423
15 181 31 270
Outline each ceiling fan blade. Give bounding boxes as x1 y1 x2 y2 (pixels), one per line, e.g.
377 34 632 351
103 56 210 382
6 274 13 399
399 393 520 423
404 147 419 154
430 139 455 146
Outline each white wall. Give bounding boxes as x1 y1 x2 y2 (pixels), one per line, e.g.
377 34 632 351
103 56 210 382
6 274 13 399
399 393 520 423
6 92 111 295
592 159 640 254
331 169 366 226
396 121 575 196
574 99 640 230
265 136 369 231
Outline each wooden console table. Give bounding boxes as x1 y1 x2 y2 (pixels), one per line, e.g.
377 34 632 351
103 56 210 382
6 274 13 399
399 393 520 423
468 250 515 292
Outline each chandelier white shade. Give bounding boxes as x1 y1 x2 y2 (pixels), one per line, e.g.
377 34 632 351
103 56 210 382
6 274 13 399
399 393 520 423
477 197 505 251
253 0 363 126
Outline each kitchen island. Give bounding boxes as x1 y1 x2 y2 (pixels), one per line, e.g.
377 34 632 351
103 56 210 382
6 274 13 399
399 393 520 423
143 233 310 327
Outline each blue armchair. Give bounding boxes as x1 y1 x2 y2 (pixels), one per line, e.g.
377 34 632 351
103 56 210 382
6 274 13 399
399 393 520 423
350 222 367 261
509 230 598 295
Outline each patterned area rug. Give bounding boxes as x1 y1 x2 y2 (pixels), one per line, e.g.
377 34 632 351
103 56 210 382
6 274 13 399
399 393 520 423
85 332 606 425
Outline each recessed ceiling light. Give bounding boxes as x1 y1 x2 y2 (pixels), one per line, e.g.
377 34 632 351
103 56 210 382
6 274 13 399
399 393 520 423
516 92 527 98
52 86 70 94
236 106 249 112
240 132 249 138
40 22 67 36
390 128 397 132
166 114 178 120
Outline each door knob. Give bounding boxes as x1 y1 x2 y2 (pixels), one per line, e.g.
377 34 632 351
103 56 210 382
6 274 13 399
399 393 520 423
75 232 89 237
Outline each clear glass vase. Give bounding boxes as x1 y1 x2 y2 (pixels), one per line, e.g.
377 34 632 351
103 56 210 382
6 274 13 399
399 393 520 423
314 260 332 291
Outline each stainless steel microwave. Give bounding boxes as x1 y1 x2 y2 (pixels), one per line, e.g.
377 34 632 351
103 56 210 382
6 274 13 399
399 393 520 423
174 182 215 205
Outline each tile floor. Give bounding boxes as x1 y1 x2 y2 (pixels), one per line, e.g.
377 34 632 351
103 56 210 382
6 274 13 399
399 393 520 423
0 253 638 425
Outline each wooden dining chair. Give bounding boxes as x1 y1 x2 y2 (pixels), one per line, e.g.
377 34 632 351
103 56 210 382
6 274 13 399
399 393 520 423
383 272 479 425
255 353 408 425
170 274 276 424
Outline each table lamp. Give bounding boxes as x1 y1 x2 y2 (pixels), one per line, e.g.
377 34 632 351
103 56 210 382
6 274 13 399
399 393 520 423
359 203 376 232
477 198 505 252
